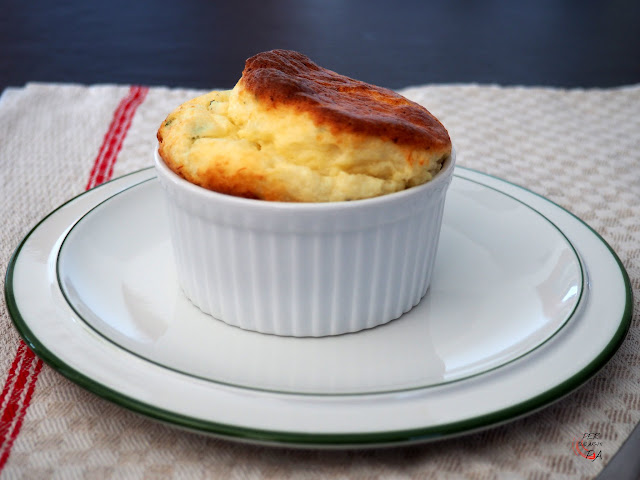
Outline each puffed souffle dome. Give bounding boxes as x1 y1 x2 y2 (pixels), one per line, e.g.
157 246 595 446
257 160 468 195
157 49 451 203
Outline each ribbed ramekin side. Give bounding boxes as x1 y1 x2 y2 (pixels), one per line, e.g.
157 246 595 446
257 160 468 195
259 232 337 337
165 202 201 308
155 148 455 337
417 187 449 299
393 212 423 317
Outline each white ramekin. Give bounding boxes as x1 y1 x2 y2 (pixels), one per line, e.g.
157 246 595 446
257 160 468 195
154 148 455 337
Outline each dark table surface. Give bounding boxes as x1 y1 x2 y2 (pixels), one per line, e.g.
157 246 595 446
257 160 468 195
1 0 640 93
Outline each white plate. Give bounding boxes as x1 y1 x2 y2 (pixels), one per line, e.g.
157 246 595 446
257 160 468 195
5 167 631 447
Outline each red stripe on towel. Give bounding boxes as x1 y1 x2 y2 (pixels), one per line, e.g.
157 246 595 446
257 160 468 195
0 84 149 472
0 347 42 469
86 85 149 190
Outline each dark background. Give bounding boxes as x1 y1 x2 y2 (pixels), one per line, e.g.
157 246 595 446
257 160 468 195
1 0 639 92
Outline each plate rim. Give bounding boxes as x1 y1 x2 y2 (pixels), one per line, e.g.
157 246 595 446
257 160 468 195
4 166 633 447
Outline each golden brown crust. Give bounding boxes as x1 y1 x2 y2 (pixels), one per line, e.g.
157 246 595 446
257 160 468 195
157 146 265 201
156 50 452 202
241 50 451 152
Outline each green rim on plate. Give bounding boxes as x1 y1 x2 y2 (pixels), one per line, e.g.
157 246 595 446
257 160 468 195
4 167 633 447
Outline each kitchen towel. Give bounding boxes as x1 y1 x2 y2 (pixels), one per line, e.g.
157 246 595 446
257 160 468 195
0 82 638 479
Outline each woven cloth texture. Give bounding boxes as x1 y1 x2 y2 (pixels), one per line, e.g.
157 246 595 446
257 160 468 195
0 82 639 479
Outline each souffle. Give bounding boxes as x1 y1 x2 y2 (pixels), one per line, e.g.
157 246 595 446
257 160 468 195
157 49 451 202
